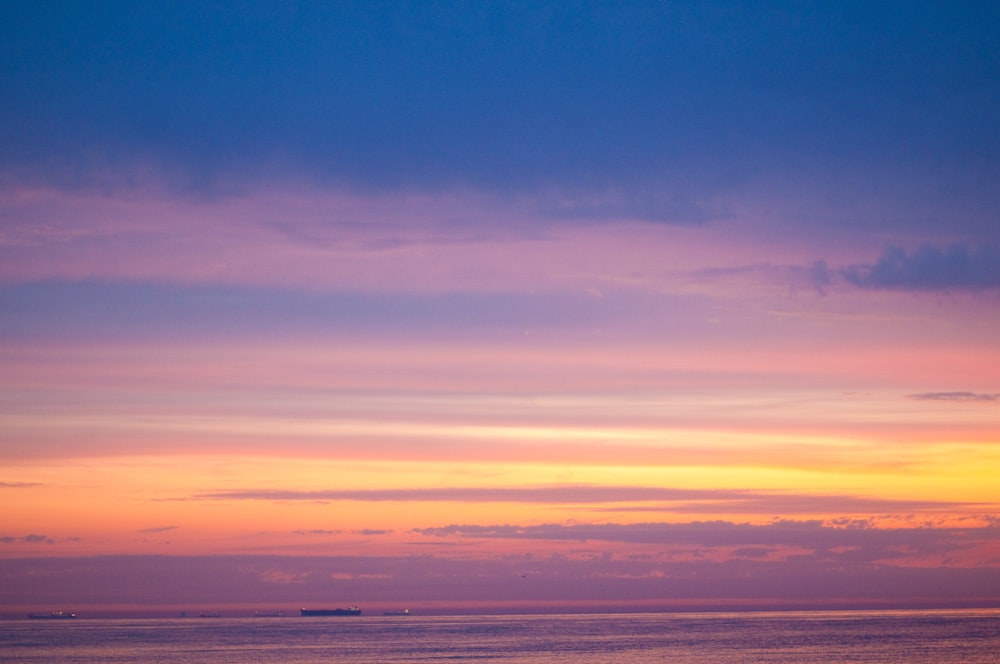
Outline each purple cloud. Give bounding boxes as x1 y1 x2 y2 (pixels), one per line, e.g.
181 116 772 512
22 533 50 543
2 544 998 610
410 520 1000 566
843 244 1000 291
1 533 53 544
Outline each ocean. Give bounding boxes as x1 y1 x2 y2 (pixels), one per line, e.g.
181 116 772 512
1 609 997 663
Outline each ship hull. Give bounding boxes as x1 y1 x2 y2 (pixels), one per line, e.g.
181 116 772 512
300 608 361 617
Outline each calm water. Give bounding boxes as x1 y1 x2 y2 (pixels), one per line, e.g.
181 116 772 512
1 610 998 663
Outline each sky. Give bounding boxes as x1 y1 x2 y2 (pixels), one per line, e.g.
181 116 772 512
1 1 999 615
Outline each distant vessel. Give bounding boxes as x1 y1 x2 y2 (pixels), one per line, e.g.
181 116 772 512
254 610 284 617
383 609 410 616
300 606 361 617
28 611 76 619
198 612 221 618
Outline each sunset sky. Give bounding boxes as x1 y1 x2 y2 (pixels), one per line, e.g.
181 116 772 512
2 1 999 614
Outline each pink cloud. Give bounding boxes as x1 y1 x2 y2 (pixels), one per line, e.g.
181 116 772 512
0 183 840 296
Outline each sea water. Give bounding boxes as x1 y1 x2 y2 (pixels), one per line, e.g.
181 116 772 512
1 609 997 663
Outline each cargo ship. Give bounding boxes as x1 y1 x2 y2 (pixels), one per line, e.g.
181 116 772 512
28 611 76 619
300 606 361 617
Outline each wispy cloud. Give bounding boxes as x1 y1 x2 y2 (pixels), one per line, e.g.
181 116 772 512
596 494 988 515
138 525 179 533
691 260 834 295
187 485 988 516
191 486 755 504
907 392 1000 403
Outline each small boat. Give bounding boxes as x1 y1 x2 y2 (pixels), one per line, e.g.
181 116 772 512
300 606 361 617
254 610 284 617
28 611 76 619
383 609 410 616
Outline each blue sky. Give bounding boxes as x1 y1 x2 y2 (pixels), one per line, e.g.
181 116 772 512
3 1 998 223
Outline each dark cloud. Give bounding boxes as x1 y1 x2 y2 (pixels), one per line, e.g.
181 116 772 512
907 391 1000 403
138 526 178 533
843 244 1000 291
1 1 998 225
293 529 341 536
0 482 41 488
2 539 998 609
